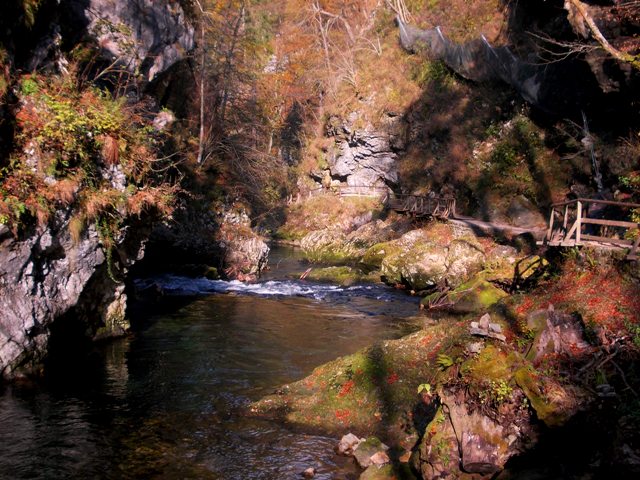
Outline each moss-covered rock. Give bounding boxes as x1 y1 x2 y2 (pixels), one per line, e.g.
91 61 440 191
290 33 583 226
422 275 508 313
445 239 486 287
300 217 410 264
381 241 449 290
514 367 587 427
249 323 469 438
360 463 415 480
483 250 547 285
361 241 397 270
250 304 599 478
414 391 529 479
300 229 355 263
303 266 379 286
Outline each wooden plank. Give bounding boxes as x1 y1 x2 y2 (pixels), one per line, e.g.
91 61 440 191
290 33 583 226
580 234 634 246
627 254 638 261
575 201 582 244
565 218 580 244
550 199 578 208
581 218 639 228
546 207 555 242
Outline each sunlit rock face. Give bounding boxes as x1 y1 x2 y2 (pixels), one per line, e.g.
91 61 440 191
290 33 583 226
65 0 195 82
216 206 270 281
324 114 404 188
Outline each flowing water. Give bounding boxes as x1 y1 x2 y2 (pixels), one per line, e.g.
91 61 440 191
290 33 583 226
0 247 422 479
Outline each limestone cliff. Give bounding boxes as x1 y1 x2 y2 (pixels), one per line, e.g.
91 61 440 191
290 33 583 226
0 0 194 379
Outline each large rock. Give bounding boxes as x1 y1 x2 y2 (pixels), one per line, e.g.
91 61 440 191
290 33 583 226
325 115 401 187
0 211 146 379
413 389 532 479
423 275 508 313
301 217 410 264
506 195 546 229
217 206 269 281
65 0 195 82
379 228 486 290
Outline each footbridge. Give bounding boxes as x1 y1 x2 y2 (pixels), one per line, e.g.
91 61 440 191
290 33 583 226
295 185 640 260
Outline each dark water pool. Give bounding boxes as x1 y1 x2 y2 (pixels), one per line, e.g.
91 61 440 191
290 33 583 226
0 248 422 479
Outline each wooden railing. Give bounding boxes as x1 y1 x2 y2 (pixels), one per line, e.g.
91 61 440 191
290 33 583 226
292 185 456 219
291 185 391 202
543 198 640 260
387 194 456 219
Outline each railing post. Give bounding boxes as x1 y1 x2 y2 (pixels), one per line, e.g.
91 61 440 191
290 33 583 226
563 205 569 233
631 234 640 258
547 207 555 242
576 201 582 245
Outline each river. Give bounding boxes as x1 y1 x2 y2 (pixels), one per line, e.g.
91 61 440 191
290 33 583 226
0 247 422 479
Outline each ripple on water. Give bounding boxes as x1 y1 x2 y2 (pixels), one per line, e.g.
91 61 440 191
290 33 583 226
1 268 420 479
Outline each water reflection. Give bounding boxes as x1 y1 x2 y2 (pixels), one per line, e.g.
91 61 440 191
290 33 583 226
0 270 420 479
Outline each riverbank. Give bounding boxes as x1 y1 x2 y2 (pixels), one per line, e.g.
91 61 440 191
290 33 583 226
250 239 640 478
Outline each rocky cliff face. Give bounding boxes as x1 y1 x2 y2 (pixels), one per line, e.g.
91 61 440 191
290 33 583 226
0 0 193 380
309 114 404 190
64 0 195 82
0 213 147 378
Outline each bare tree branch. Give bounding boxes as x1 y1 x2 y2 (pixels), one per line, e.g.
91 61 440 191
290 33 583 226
566 0 640 70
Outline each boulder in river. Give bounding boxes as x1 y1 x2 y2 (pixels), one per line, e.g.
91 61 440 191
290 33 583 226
216 205 269 281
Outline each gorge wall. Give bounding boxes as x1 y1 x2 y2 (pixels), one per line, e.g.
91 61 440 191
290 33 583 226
0 0 194 379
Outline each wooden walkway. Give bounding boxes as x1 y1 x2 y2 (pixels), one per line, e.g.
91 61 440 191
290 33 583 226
540 198 640 260
387 193 456 219
294 185 640 260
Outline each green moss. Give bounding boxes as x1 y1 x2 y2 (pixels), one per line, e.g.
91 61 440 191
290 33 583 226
466 345 516 385
423 274 507 313
205 266 220 280
304 266 379 286
360 463 415 480
514 367 566 427
361 241 401 269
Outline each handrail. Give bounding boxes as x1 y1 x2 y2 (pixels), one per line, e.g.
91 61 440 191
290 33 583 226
550 197 640 209
544 197 640 260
